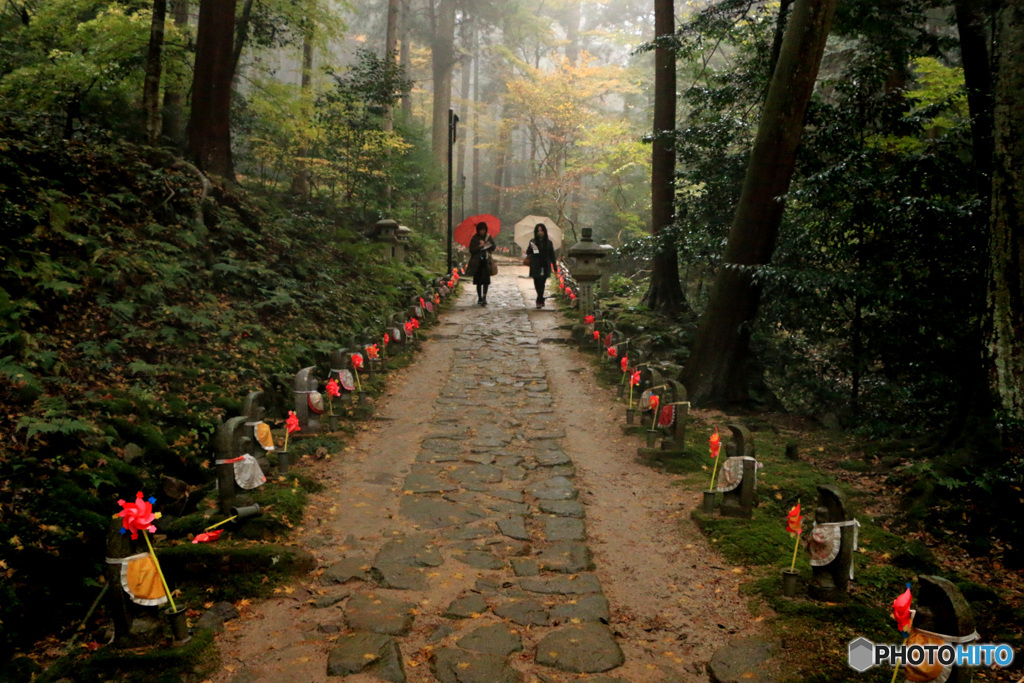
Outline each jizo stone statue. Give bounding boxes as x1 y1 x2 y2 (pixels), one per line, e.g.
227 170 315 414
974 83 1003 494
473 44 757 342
240 390 274 471
293 366 322 434
717 423 759 518
214 415 253 513
807 485 860 601
905 575 978 683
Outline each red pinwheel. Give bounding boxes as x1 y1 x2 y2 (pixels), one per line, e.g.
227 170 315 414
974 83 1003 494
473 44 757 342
419 297 426 309
115 492 159 540
709 428 720 458
460 266 466 275
584 315 595 324
621 356 629 373
366 344 379 360
434 293 441 304
326 378 341 398
786 502 802 534
383 332 391 347
604 332 613 347
411 318 420 330
192 529 223 544
593 330 600 341
630 369 640 386
893 586 913 633
648 393 661 428
452 267 458 275
608 346 617 358
404 320 414 335
286 411 300 434
351 353 364 371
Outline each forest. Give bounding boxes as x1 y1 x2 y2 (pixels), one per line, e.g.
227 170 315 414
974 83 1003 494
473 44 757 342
0 0 1022 678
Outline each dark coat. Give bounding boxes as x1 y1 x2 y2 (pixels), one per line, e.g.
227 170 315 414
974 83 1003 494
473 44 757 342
526 237 556 279
468 234 495 283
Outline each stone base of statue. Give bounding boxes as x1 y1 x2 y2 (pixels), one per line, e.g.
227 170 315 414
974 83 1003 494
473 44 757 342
782 569 799 597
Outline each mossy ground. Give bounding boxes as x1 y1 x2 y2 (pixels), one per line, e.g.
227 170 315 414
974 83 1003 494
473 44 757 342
573 305 1023 682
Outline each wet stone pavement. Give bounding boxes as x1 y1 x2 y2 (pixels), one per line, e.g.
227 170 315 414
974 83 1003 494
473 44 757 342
214 264 762 683
322 275 625 682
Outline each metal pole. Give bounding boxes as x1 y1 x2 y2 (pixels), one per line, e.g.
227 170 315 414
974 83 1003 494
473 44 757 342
446 109 456 273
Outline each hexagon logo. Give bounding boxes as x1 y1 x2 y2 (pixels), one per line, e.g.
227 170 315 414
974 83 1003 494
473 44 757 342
848 637 875 672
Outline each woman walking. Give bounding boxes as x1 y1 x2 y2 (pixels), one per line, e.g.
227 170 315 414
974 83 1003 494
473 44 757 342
468 222 496 306
524 223 557 309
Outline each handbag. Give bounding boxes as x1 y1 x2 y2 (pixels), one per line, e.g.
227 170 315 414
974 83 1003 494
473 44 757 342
522 255 530 267
489 258 498 276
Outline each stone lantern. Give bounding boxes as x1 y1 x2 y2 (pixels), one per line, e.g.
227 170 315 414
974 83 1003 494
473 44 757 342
567 228 607 320
372 219 411 263
599 243 615 291
395 225 411 263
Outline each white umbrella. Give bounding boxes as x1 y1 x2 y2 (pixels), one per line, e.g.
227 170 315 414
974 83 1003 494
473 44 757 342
514 215 563 252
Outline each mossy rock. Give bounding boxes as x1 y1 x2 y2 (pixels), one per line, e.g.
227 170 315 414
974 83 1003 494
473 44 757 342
838 458 872 472
892 539 939 572
38 629 216 683
158 542 317 583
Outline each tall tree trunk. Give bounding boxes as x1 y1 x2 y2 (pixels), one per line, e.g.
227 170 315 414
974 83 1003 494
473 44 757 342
143 0 167 146
456 18 472 201
289 30 314 195
682 0 837 405
564 0 581 64
161 0 189 147
471 36 480 215
231 0 255 81
645 0 687 315
956 0 995 211
383 0 400 132
188 0 238 178
400 0 413 120
492 113 510 218
765 0 793 92
430 0 457 172
986 0 1024 423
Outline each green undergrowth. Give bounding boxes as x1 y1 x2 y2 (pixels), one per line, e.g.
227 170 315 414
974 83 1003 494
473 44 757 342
576 295 1023 681
36 629 217 683
673 428 1020 681
0 127 450 661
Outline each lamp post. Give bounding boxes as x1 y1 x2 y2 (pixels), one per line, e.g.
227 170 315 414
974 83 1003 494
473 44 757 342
446 109 459 273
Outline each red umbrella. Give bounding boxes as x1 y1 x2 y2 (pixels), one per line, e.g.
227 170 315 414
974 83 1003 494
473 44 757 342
454 214 500 247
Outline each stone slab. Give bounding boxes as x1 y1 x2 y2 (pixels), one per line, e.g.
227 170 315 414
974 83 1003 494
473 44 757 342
400 497 488 528
431 647 525 683
443 593 489 619
456 623 523 657
537 541 594 574
539 500 585 518
550 593 611 623
326 632 405 681
535 624 624 673
707 638 776 683
543 517 586 542
344 593 415 636
494 598 549 626
521 573 602 595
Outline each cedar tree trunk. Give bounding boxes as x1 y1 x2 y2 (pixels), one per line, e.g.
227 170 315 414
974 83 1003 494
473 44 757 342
188 0 237 178
645 0 687 315
143 0 167 146
682 0 837 405
986 0 1024 422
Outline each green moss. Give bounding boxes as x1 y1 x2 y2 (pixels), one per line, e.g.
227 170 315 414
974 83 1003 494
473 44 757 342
838 458 873 472
38 629 216 683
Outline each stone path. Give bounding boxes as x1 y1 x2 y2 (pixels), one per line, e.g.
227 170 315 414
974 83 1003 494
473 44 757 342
212 263 769 682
